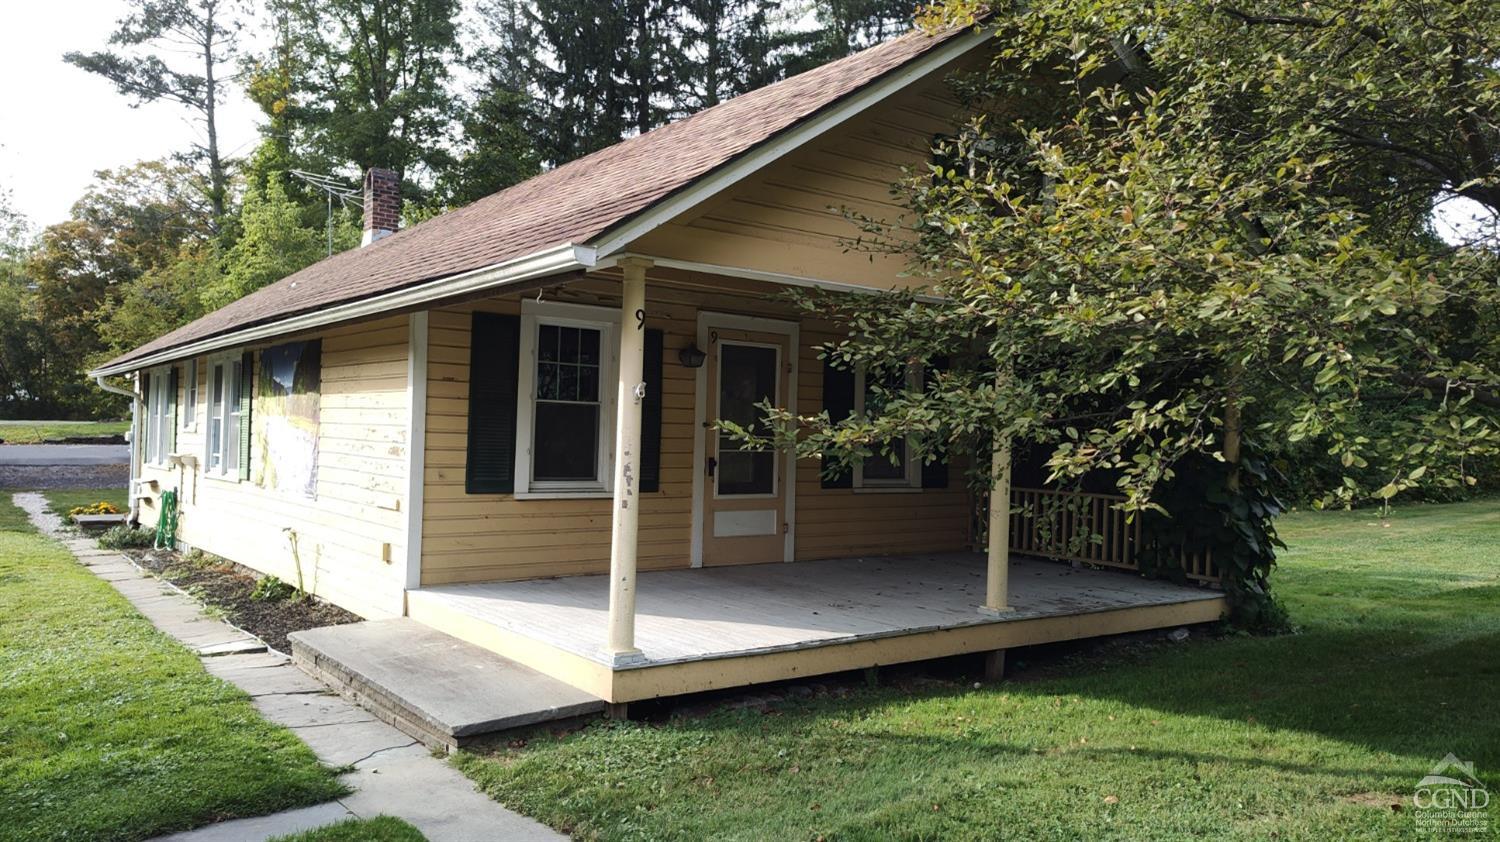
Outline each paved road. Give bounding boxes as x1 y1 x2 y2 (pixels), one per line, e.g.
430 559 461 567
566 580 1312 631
0 444 129 466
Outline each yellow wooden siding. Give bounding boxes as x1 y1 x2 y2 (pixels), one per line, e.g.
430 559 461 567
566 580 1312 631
794 322 971 559
420 272 971 585
627 73 967 290
136 316 411 618
421 292 697 585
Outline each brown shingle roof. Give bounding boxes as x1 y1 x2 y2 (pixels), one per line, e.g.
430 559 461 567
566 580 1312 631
100 26 969 372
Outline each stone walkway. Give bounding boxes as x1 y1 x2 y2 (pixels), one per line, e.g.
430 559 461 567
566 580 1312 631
13 493 564 842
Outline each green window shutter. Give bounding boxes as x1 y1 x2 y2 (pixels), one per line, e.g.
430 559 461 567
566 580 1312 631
820 359 854 489
921 356 950 489
141 372 152 462
167 366 179 456
639 329 664 493
238 351 254 481
465 312 521 494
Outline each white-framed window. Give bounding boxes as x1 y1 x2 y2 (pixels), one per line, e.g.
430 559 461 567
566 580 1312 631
853 363 921 490
143 365 173 466
181 358 198 430
204 353 243 479
515 300 618 497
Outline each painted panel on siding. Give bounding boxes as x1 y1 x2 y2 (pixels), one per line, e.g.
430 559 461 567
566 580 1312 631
254 340 322 497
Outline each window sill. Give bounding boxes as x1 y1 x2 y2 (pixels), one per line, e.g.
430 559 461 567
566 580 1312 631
201 472 241 485
852 485 925 494
514 488 612 500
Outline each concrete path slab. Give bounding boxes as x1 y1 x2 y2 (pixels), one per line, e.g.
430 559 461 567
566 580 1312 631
13 493 566 842
291 619 604 748
151 803 356 842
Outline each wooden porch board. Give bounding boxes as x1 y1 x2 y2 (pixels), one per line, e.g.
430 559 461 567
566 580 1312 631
406 554 1224 673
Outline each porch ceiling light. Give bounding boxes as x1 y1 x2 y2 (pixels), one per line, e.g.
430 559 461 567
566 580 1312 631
678 344 707 368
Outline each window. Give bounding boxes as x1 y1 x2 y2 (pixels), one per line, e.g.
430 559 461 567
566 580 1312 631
853 363 920 489
715 342 779 496
143 367 172 465
205 355 242 478
516 301 617 496
181 359 197 430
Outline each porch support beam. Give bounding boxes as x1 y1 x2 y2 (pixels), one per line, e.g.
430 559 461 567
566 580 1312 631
606 258 652 665
981 435 1013 616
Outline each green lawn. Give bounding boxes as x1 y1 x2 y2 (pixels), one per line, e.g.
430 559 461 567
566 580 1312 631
0 419 130 443
0 493 347 841
454 499 1500 841
43 488 129 519
269 816 426 842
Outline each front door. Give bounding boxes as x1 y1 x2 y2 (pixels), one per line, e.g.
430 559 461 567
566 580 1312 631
702 327 790 566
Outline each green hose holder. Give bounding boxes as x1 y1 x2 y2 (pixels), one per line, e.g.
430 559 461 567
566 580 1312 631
155 489 179 550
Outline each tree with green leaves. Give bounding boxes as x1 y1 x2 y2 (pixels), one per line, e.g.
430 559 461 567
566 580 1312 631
729 0 1499 626
200 174 328 310
19 162 214 417
673 0 787 112
65 0 243 219
266 0 461 182
437 0 543 206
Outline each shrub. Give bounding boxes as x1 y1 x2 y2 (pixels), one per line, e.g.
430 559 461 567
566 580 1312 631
250 575 298 603
66 501 121 523
97 525 155 550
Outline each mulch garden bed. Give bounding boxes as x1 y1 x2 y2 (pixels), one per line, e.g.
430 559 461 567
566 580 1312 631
125 547 359 653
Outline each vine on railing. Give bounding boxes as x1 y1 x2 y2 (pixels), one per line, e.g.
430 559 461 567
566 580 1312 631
1001 486 1222 584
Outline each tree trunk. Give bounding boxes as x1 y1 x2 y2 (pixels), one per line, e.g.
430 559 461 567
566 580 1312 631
203 1 226 220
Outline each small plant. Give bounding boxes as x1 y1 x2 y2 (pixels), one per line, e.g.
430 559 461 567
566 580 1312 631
97 525 155 550
250 575 298 603
66 501 121 523
180 549 219 570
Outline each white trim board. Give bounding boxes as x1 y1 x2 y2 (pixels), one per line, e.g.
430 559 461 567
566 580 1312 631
623 254 949 303
403 311 429 593
690 311 800 568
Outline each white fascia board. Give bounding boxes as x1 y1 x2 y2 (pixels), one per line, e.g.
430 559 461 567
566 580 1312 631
91 242 592 377
586 26 993 260
625 254 949 304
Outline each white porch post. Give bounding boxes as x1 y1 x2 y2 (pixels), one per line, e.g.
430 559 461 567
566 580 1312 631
981 435 1013 616
606 258 652 664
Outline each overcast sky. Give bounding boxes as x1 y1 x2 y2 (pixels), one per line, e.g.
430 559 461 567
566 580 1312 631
3 2 1492 245
0 0 261 229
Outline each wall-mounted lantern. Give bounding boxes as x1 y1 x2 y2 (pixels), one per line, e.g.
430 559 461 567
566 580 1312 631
678 344 707 368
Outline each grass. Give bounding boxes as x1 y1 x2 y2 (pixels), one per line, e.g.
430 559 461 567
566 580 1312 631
0 419 129 443
268 816 426 841
454 498 1500 841
0 492 347 841
43 488 129 519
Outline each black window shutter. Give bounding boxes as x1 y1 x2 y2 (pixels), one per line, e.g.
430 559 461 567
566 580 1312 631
465 312 521 494
921 356 950 489
820 359 855 489
639 328 663 493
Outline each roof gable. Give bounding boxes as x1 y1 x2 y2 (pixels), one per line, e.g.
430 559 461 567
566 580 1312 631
97 25 984 374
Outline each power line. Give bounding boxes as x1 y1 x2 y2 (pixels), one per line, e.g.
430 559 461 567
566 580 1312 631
289 169 360 256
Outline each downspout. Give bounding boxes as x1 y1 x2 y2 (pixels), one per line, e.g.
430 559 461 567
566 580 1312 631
94 373 143 525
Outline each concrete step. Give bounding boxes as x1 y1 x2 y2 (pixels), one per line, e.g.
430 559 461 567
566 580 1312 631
289 619 605 751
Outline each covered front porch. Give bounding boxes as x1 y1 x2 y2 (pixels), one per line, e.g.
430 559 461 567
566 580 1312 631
405 553 1225 703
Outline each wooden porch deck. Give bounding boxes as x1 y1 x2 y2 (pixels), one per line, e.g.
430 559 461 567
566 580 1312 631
406 555 1225 701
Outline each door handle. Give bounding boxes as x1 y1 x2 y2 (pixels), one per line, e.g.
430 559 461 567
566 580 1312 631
706 457 717 477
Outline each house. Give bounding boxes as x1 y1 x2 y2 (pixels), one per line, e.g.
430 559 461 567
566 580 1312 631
92 25 1224 710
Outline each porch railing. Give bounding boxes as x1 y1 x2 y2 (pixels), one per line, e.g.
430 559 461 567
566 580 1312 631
1007 486 1220 584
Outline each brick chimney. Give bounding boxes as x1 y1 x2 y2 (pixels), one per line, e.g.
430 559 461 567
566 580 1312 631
362 168 401 246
